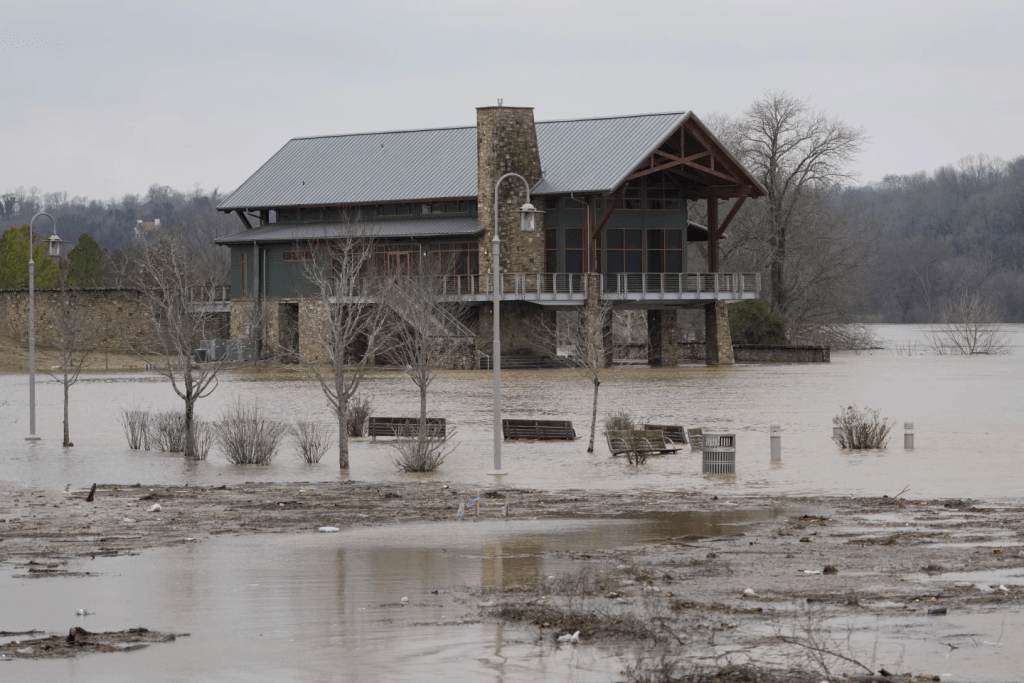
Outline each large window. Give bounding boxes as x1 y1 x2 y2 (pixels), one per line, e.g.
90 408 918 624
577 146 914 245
565 228 584 273
428 241 479 275
647 229 684 272
646 182 682 211
375 244 419 275
605 228 642 273
545 229 557 273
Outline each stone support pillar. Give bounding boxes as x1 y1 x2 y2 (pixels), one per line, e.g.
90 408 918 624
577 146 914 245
476 106 544 277
704 301 734 366
647 309 679 366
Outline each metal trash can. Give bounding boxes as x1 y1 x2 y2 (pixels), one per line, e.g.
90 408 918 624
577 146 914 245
702 433 736 474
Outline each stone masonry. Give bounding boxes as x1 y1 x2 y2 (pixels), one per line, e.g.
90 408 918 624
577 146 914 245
646 309 680 366
704 301 735 365
0 288 157 353
476 106 544 277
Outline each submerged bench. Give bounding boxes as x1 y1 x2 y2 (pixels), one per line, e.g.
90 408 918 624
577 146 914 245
606 429 682 456
687 427 704 450
502 419 577 441
643 424 689 445
368 417 446 441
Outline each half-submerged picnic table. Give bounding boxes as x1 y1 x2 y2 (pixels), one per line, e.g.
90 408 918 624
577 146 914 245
502 419 577 441
368 416 446 441
606 429 682 456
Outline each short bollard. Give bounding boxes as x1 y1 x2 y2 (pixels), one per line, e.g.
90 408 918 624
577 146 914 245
904 421 914 449
832 417 841 440
770 423 781 462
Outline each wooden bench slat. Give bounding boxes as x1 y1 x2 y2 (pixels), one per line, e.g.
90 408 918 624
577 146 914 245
606 429 681 456
643 424 688 445
502 419 576 441
368 417 446 440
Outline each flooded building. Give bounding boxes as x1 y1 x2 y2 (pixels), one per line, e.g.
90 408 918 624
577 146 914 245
215 106 765 367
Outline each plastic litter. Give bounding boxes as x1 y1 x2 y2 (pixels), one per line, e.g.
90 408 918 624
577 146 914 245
400 597 409 603
999 584 1010 592
556 630 580 644
318 527 340 533
147 504 161 512
799 569 822 575
76 609 91 616
743 588 758 598
927 607 947 615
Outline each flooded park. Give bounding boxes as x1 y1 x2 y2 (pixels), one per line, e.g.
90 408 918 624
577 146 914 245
3 324 1024 682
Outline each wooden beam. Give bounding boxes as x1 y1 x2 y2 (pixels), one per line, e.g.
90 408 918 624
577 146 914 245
681 159 741 184
626 158 684 180
707 198 719 273
595 194 620 234
716 191 749 239
236 210 253 230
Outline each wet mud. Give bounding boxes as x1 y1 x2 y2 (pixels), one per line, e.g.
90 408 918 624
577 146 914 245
0 627 186 660
2 479 1022 678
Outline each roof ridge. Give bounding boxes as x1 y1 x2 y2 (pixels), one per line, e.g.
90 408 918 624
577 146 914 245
287 111 688 142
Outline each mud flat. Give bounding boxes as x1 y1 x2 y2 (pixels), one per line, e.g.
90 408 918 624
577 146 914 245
1 479 1022 679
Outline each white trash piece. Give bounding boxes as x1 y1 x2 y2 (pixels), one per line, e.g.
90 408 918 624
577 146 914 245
743 588 758 598
147 504 161 512
76 609 91 616
317 526 340 533
557 630 580 644
401 597 409 603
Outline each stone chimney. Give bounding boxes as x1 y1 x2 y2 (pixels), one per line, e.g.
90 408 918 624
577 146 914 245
477 105 543 275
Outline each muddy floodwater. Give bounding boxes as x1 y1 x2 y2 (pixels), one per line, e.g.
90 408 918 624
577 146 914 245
2 325 1022 499
2 511 785 682
3 324 1024 682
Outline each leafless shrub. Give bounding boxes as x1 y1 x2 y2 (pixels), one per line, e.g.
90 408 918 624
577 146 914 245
623 430 652 466
390 427 455 472
926 289 1010 355
118 404 151 450
216 398 288 465
191 419 214 461
347 394 372 437
149 411 187 452
834 405 893 449
604 410 635 432
292 420 332 464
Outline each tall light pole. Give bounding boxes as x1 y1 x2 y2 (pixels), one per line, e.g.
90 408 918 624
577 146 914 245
491 173 542 475
26 212 62 441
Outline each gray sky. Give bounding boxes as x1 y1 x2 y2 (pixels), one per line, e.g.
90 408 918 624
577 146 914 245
3 0 1022 201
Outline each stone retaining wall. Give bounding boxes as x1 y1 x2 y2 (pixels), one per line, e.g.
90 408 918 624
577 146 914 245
0 288 156 353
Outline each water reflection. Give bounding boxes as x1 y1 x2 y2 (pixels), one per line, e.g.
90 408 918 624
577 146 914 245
1 512 768 682
2 325 1023 499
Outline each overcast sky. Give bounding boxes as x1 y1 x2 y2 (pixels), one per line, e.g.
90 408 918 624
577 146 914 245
2 0 1022 201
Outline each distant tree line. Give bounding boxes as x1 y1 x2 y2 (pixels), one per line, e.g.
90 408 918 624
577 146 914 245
0 184 238 289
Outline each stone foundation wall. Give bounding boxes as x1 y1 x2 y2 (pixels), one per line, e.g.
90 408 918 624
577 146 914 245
733 345 830 363
476 301 555 357
0 288 156 353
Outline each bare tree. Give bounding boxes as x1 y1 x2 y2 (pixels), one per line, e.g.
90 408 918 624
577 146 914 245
722 92 867 317
298 226 390 470
127 233 226 458
926 289 1010 355
39 261 100 447
380 252 475 430
540 300 614 453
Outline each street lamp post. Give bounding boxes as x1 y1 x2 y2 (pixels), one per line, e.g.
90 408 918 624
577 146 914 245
490 173 542 475
26 212 62 441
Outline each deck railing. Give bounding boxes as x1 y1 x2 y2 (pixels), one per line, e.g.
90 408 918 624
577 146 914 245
601 272 760 300
296 272 760 305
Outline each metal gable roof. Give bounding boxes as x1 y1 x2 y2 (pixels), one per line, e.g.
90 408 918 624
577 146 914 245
217 112 691 211
531 112 687 195
218 126 479 210
213 217 484 245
